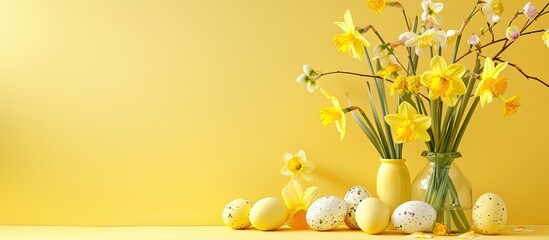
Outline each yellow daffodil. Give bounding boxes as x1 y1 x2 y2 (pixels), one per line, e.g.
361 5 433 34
372 44 397 67
333 10 371 61
377 63 402 80
482 0 504 24
404 29 446 55
503 95 520 117
505 26 520 41
320 89 347 140
421 0 444 26
282 180 320 229
280 150 316 182
385 102 431 143
407 76 422 94
367 0 387 14
543 29 549 48
390 75 408 96
420 56 466 106
475 57 508 107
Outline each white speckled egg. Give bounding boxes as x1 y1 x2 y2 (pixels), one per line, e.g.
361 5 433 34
249 197 288 231
392 201 436 233
355 197 390 234
343 186 371 229
222 198 254 229
473 192 507 234
306 196 346 231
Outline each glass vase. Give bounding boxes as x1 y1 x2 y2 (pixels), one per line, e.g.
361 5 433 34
411 152 472 233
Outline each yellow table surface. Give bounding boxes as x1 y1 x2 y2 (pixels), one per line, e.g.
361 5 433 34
0 225 546 240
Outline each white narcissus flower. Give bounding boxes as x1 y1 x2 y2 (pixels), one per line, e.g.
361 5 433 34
372 44 397 67
482 0 504 24
506 26 520 41
467 34 480 46
523 2 537 20
404 29 446 56
421 0 444 26
441 30 459 48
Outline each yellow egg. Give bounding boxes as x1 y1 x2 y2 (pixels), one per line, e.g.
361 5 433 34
355 197 390 234
473 192 508 234
249 197 288 231
221 198 253 229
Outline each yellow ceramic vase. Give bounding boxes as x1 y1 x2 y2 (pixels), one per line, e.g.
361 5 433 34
376 159 411 214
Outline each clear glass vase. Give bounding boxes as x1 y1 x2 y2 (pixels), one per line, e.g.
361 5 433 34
411 151 472 233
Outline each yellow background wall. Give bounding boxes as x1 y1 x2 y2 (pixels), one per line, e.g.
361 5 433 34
0 0 547 225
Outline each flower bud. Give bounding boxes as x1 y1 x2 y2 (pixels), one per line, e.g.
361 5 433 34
505 26 520 42
467 34 480 46
399 32 410 43
523 2 537 20
302 64 313 75
492 15 501 23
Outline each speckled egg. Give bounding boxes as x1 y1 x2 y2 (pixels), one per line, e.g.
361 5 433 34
343 185 371 229
249 197 288 231
473 192 507 234
222 198 254 229
306 196 347 231
392 201 436 233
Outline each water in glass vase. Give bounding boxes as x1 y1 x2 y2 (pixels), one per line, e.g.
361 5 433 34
412 152 472 233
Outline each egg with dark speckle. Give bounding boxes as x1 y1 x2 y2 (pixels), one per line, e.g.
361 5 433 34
222 198 253 229
343 186 371 229
306 196 346 231
473 192 507 234
391 201 436 233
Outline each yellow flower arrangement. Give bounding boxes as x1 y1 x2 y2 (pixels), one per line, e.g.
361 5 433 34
295 0 549 232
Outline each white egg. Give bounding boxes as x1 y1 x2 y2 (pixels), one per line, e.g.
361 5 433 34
392 201 436 233
473 192 507 234
343 186 371 229
306 196 346 231
222 198 254 229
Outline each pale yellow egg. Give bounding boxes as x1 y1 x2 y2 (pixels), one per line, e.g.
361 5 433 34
249 197 288 231
355 197 390 234
473 192 508 234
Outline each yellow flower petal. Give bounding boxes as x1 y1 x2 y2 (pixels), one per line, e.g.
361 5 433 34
384 114 405 126
385 102 431 143
503 95 520 117
367 0 387 14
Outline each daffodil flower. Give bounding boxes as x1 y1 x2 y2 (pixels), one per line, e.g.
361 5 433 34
403 29 446 55
543 29 549 48
372 44 397 67
367 0 387 14
420 56 467 106
475 57 508 107
441 30 458 48
320 89 347 140
333 10 371 60
421 0 444 26
506 26 520 41
385 102 431 143
390 75 408 96
280 150 315 182
523 2 537 20
376 63 402 80
503 95 520 117
296 64 320 93
282 180 320 229
482 0 504 24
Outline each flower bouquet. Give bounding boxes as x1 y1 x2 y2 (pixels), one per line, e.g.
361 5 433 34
296 0 549 233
